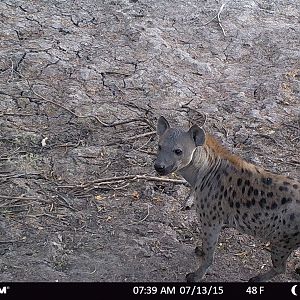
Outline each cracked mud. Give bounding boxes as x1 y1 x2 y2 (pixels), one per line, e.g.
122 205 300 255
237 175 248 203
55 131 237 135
0 0 299 281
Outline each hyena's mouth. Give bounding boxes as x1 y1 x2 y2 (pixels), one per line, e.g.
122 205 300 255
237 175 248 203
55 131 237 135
155 164 177 176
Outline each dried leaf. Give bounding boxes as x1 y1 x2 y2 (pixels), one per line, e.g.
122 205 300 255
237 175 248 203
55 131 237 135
41 137 48 147
132 191 140 199
234 251 248 257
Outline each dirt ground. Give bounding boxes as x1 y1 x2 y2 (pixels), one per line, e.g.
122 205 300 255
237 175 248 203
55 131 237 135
0 0 299 282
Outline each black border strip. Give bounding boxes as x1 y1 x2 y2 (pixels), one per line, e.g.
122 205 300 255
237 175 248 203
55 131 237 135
0 282 299 298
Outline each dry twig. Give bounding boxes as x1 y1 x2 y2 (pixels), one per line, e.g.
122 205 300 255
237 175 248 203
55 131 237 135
129 203 150 225
57 174 187 189
105 131 156 146
0 240 22 244
0 172 42 179
0 112 34 117
103 117 154 129
0 195 38 200
181 104 207 127
202 1 229 36
135 149 156 156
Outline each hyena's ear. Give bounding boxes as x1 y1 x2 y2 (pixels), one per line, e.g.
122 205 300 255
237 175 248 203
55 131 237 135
188 124 205 146
157 116 170 136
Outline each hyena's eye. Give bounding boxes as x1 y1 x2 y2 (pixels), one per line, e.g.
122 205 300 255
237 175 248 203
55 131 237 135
158 145 162 151
174 149 182 155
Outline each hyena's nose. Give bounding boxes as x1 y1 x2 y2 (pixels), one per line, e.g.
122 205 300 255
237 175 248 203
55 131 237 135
154 163 165 174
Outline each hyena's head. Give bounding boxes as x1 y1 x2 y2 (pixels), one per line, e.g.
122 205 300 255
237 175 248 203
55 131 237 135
154 116 206 176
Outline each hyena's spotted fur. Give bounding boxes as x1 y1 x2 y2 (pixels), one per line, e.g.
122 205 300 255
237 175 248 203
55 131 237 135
154 116 300 282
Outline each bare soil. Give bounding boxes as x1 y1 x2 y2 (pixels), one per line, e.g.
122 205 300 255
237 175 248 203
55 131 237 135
0 0 299 282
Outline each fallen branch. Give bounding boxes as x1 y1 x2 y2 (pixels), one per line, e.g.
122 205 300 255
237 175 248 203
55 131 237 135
27 213 70 225
0 195 39 200
0 172 43 179
0 240 22 244
103 117 155 129
0 149 26 161
57 174 187 189
0 112 34 117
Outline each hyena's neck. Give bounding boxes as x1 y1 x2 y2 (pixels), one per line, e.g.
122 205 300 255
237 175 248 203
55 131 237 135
178 134 254 187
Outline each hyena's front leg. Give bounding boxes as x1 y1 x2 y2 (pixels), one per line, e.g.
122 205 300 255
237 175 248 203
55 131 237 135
186 224 222 282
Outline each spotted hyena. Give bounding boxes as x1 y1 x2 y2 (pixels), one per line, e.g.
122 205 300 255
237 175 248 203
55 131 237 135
154 116 300 282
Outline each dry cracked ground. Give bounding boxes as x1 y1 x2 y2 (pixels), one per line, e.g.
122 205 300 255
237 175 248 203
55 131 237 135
0 0 299 282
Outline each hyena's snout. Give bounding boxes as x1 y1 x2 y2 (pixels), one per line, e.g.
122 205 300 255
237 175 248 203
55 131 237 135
154 162 165 174
154 159 175 176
